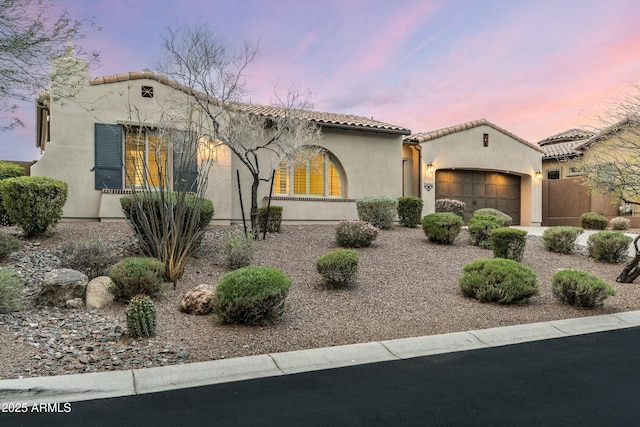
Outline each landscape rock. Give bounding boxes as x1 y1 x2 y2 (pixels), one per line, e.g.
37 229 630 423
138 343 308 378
66 298 84 309
86 276 116 309
180 284 215 315
36 268 88 307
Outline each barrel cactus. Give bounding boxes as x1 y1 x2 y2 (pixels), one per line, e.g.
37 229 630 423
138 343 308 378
126 294 157 337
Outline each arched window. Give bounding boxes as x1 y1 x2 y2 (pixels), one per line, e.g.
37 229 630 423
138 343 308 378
273 149 344 197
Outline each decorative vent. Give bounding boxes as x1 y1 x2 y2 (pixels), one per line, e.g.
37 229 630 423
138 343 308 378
483 133 489 147
141 86 154 98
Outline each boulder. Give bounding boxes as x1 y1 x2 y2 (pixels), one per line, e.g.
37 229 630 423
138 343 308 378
86 276 116 309
180 284 215 315
37 269 88 307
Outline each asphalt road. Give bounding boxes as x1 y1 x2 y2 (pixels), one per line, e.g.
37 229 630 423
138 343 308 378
3 326 640 427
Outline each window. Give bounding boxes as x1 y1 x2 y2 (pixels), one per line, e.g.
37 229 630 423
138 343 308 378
124 128 168 188
546 170 560 180
94 123 198 192
274 149 344 197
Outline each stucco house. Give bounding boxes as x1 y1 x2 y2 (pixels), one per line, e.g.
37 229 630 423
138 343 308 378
32 52 410 224
403 119 543 226
538 122 640 226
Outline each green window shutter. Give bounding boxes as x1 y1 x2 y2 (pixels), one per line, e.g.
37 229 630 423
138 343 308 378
95 123 123 189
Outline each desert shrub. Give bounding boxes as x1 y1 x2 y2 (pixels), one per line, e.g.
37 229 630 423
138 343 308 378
422 212 464 244
224 230 256 270
257 205 283 233
551 269 615 308
0 176 68 238
0 161 25 226
0 267 23 313
459 258 539 304
397 196 423 227
126 294 157 337
468 214 504 248
59 238 117 280
316 249 359 287
435 199 466 218
542 226 584 254
356 195 397 229
120 192 214 252
610 216 630 230
213 266 292 325
491 228 527 262
586 231 632 263
580 212 608 230
473 208 513 227
0 232 21 260
335 220 379 248
108 257 166 301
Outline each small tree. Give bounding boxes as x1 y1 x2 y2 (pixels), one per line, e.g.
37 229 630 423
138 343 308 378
0 0 99 130
155 22 321 239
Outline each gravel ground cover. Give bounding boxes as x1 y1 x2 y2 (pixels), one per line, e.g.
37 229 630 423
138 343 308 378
0 221 639 380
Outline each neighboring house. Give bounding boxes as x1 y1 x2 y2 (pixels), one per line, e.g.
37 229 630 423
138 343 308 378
31 52 410 224
538 123 640 226
403 119 543 226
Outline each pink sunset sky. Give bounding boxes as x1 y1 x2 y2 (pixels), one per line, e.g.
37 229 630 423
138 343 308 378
2 0 640 161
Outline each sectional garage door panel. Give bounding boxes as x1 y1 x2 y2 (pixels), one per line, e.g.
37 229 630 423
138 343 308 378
435 170 521 225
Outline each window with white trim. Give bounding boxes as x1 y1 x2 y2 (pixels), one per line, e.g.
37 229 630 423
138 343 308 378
273 149 344 197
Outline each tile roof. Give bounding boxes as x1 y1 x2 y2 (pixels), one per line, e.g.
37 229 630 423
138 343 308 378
537 128 594 146
541 140 584 159
89 71 411 135
403 118 543 153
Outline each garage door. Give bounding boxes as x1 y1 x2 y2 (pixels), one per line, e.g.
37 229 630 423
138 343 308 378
435 170 521 225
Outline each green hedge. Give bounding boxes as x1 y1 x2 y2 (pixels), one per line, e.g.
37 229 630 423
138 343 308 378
397 196 423 227
0 176 68 237
316 249 359 287
551 269 615 308
472 208 513 227
257 205 283 233
108 257 166 301
0 161 25 226
586 231 632 263
459 258 539 304
491 228 527 262
356 195 397 229
580 212 608 230
542 226 584 254
468 214 504 248
213 266 292 325
422 212 463 244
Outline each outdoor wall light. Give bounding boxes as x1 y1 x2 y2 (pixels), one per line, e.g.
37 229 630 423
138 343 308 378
426 163 435 174
535 170 542 181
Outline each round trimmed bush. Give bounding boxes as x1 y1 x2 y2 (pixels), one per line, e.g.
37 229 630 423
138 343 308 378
213 266 292 325
422 212 464 244
491 228 527 262
335 220 379 248
0 161 25 226
397 196 423 227
223 230 256 270
551 269 615 308
257 205 283 233
542 226 584 254
356 195 397 229
586 231 632 263
472 208 513 227
108 257 166 301
459 258 539 304
435 199 466 218
0 176 68 238
316 249 359 287
468 214 504 248
610 216 630 230
580 212 608 230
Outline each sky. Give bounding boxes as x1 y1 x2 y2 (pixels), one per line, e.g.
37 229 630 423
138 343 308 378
2 0 640 161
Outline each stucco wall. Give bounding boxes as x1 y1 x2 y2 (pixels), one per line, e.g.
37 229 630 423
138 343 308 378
32 57 403 224
421 125 542 225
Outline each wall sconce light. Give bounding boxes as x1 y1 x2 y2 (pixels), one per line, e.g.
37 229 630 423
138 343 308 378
426 163 435 174
423 163 435 191
535 170 542 181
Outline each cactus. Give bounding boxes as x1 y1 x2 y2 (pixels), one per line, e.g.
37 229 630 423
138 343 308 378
126 294 157 337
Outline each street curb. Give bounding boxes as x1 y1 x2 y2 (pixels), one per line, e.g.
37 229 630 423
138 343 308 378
2 310 640 405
